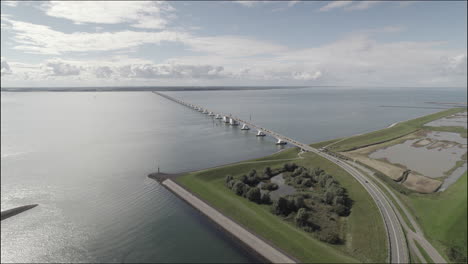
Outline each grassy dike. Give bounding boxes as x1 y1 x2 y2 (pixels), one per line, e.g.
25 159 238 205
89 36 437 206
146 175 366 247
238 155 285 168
176 148 387 263
321 107 467 262
324 107 466 152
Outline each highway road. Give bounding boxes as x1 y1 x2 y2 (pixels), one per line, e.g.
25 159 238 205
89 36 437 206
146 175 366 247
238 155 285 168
154 91 448 263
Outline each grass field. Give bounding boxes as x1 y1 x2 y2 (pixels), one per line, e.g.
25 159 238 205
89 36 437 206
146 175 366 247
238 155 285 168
311 107 467 263
326 108 466 152
176 147 387 263
401 172 467 263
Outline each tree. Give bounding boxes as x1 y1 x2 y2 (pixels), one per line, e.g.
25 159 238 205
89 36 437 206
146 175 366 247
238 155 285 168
261 192 271 204
292 167 303 177
272 196 290 215
313 167 324 177
243 186 251 197
295 208 308 227
324 190 335 204
319 174 332 187
294 196 305 209
287 197 297 212
294 177 303 185
319 229 341 244
240 174 248 184
225 175 233 184
246 187 261 203
302 178 313 187
233 181 247 196
333 203 348 216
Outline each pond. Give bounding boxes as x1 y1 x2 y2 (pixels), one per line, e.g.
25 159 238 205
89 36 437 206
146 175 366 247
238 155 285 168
425 111 467 128
369 131 467 191
257 173 296 200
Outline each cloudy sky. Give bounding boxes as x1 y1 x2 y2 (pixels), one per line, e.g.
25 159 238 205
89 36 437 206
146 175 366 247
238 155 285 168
1 1 466 87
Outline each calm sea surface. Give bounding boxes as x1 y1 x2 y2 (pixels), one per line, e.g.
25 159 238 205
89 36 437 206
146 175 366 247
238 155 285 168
1 87 466 263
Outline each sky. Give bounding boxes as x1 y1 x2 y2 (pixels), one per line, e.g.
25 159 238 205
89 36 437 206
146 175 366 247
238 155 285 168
0 1 467 88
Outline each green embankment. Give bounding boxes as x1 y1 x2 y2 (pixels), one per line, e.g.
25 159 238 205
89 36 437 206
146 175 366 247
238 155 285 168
320 107 467 263
176 148 387 263
401 172 467 263
326 108 466 152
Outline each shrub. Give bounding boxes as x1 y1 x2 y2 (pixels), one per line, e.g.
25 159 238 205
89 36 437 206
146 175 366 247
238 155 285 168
294 177 303 185
292 167 303 177
261 192 271 204
248 169 257 177
246 187 261 203
324 190 335 204
295 208 308 227
302 179 313 187
272 196 290 215
333 203 349 216
243 186 251 197
283 163 298 172
294 196 305 209
240 174 248 184
261 182 278 191
232 181 247 196
225 175 233 184
447 246 467 263
319 229 341 244
263 167 272 177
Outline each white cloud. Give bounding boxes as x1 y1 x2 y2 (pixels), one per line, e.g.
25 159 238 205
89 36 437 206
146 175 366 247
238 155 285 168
94 66 113 79
3 17 189 54
346 1 381 11
233 1 257 7
3 17 287 58
44 59 81 76
442 54 467 75
119 63 227 79
288 1 301 7
2 1 18 7
1 57 13 76
319 1 353 12
43 1 174 29
319 1 382 12
185 35 287 57
292 71 322 80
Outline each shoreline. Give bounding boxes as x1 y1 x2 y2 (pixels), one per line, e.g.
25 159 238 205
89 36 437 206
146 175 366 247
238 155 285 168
148 107 466 263
151 177 297 263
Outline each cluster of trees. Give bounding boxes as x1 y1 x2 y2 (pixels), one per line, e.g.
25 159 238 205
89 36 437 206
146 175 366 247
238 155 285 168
270 193 342 244
225 174 271 204
285 165 351 217
224 163 351 245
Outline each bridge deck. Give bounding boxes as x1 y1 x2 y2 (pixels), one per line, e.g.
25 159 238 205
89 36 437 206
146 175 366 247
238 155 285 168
154 91 309 151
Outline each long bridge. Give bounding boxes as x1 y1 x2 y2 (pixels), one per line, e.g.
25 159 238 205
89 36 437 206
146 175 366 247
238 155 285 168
154 91 308 149
153 91 445 264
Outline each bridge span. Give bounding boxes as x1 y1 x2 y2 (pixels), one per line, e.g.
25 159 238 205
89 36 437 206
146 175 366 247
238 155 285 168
154 91 307 149
154 91 412 264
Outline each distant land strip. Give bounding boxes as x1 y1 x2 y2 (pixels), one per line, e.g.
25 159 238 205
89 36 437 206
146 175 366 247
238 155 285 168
0 86 311 92
379 105 452 110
